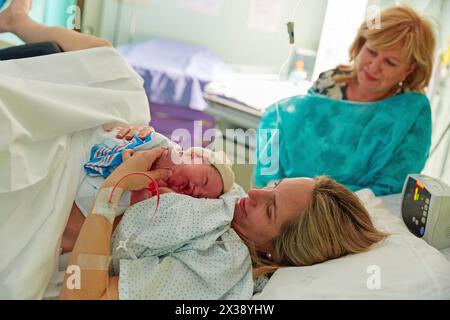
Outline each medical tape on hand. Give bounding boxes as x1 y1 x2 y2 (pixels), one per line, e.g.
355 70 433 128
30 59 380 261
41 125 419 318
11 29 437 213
92 187 123 223
77 254 112 271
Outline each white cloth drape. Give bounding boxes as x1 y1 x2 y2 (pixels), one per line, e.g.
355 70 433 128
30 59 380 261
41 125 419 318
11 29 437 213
0 47 150 299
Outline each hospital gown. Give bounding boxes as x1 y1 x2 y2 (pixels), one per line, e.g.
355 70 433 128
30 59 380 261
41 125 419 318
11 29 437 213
254 92 431 196
109 185 254 300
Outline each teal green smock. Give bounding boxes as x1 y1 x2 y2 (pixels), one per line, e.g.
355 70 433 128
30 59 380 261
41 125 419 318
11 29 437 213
253 92 431 196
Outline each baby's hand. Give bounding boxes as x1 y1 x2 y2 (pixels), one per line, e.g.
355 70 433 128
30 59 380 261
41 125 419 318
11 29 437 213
129 176 172 206
156 179 169 188
130 189 153 206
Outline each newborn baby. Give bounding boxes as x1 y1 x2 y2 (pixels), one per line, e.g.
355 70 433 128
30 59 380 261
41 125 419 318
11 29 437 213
129 146 235 205
63 133 235 254
75 131 235 217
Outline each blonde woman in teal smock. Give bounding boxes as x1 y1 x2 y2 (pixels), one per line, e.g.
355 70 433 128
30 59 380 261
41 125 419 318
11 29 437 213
254 5 437 196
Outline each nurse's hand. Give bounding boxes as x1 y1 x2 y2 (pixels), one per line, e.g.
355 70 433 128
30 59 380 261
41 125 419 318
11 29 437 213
101 148 172 191
105 125 155 140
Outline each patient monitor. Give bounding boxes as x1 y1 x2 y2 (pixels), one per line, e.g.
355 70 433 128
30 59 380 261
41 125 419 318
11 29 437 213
402 174 450 250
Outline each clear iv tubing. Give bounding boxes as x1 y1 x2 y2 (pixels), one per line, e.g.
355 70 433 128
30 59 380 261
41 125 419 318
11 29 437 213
260 0 303 156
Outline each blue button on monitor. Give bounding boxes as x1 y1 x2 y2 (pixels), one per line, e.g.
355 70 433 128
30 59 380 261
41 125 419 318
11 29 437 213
420 227 425 236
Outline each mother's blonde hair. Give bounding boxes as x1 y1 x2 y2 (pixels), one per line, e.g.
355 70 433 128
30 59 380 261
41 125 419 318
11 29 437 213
335 5 436 93
251 176 388 278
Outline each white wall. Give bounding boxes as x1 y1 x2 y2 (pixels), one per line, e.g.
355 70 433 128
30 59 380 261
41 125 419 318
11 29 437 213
440 0 450 49
81 0 104 36
312 0 369 80
368 0 445 47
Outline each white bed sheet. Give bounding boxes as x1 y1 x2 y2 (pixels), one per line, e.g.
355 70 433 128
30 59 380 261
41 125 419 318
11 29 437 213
378 193 450 261
0 47 150 299
204 77 311 112
254 189 450 300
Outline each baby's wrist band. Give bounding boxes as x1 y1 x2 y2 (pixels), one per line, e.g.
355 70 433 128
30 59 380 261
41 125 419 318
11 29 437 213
91 187 124 223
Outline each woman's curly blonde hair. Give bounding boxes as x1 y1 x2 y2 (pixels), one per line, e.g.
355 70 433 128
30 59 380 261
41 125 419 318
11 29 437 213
334 4 436 94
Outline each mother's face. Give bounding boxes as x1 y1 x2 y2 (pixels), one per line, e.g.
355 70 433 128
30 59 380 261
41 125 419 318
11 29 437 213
232 178 315 252
354 42 416 94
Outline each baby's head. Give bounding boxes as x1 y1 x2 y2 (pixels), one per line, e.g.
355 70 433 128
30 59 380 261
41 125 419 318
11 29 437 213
167 147 235 198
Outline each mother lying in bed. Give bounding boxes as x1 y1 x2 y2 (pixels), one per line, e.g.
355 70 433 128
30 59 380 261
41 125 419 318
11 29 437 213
59 146 387 300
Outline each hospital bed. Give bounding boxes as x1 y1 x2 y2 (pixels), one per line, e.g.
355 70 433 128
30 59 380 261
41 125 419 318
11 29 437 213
203 77 311 191
207 75 450 298
1 46 449 300
204 76 312 129
254 188 450 299
203 77 450 299
44 190 450 300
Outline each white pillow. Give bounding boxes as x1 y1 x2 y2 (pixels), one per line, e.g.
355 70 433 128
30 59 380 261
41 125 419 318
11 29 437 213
253 189 450 300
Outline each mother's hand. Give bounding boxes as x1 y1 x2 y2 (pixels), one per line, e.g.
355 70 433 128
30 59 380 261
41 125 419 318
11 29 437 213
102 148 171 191
106 125 155 140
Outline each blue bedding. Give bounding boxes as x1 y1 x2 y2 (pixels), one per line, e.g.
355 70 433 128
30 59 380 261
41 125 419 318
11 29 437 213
118 38 233 110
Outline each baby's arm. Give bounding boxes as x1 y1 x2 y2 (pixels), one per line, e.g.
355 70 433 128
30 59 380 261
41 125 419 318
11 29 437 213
130 189 153 205
129 186 175 206
159 187 176 194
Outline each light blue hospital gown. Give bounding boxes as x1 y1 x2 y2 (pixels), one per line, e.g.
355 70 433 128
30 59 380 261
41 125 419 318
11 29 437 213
109 186 255 300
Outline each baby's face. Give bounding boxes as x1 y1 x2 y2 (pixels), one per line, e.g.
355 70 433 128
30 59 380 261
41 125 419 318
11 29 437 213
167 159 223 198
